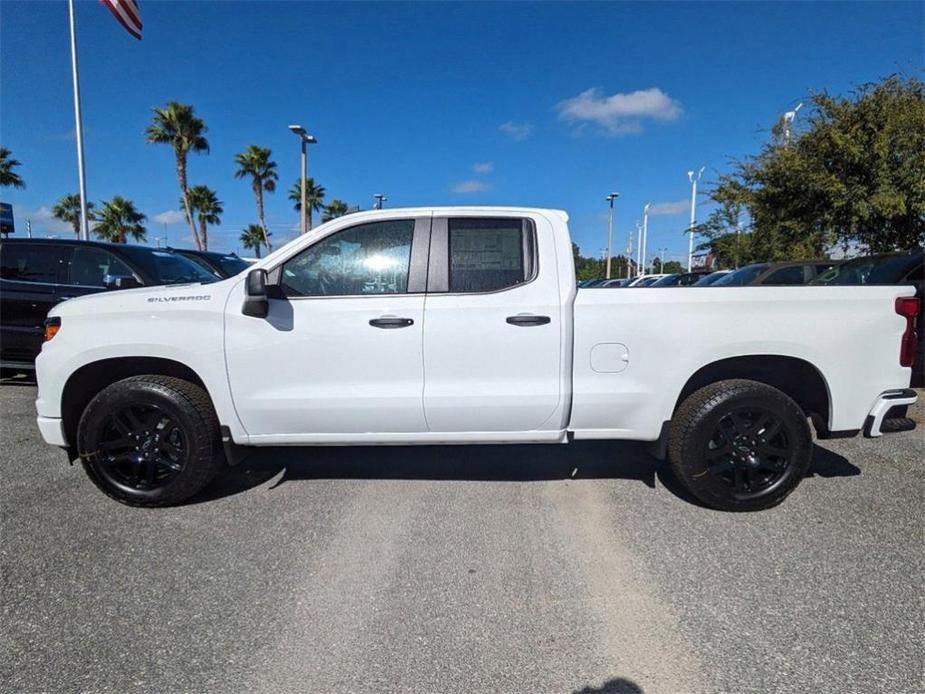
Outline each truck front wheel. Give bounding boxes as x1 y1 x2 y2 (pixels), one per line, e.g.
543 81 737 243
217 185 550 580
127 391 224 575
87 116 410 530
668 379 813 512
76 375 222 507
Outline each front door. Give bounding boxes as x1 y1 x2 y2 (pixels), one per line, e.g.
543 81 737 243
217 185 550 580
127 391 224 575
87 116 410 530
225 216 431 441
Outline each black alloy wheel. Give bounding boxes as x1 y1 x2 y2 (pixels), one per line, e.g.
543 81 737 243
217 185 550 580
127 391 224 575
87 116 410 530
77 375 222 507
669 379 813 511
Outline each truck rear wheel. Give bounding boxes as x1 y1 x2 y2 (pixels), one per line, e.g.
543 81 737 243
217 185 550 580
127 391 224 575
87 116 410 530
76 375 222 507
668 379 813 512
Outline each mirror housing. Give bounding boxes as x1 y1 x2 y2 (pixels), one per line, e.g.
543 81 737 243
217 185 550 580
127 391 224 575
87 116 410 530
103 274 142 290
242 268 269 318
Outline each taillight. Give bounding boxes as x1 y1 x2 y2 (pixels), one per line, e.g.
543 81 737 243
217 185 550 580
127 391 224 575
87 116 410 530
895 297 920 367
44 316 61 342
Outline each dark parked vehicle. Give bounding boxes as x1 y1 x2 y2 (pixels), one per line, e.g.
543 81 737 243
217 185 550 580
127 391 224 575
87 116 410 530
1 238 217 368
693 270 731 286
812 249 923 386
168 247 250 278
712 260 835 287
651 272 707 287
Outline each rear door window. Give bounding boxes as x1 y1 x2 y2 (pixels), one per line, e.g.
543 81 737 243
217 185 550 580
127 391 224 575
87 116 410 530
447 218 531 293
66 246 137 286
0 243 66 284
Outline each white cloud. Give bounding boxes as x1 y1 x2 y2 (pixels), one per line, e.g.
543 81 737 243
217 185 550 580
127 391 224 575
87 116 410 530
11 205 72 234
648 199 690 216
499 121 534 141
472 161 494 174
153 209 186 225
557 87 682 135
451 180 492 194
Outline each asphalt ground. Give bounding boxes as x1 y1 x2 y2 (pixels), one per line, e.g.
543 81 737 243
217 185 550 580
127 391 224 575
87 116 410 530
1 375 922 694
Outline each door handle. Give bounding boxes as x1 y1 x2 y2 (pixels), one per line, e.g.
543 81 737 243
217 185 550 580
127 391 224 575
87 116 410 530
506 314 551 327
369 317 414 329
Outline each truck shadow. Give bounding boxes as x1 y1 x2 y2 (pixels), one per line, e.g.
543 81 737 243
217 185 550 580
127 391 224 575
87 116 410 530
194 440 858 508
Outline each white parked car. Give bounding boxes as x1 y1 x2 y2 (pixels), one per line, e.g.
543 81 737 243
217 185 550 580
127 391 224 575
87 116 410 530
35 208 918 511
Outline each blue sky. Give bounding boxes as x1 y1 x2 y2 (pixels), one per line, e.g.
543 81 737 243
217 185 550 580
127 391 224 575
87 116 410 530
2 1 922 259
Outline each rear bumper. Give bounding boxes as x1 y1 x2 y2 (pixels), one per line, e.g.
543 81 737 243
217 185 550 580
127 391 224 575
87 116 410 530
863 389 918 438
37 416 68 447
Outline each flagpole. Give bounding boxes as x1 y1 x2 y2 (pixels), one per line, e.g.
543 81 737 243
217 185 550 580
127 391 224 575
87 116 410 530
68 0 90 241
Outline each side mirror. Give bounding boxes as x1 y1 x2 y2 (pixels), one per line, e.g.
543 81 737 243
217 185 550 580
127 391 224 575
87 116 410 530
242 268 269 318
103 274 142 290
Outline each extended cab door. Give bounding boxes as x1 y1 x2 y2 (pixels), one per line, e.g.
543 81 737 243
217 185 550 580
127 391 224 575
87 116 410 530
224 216 431 440
421 215 564 433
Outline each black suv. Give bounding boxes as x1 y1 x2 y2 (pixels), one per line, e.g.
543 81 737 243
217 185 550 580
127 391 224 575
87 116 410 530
167 247 251 278
0 238 218 368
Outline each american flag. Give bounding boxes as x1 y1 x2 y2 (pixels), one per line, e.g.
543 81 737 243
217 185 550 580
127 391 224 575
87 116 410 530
100 0 142 40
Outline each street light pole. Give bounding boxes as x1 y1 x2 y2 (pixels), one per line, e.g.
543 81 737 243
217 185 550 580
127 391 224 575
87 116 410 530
625 227 634 279
605 192 619 279
641 203 651 276
374 193 387 210
687 167 704 271
289 124 317 235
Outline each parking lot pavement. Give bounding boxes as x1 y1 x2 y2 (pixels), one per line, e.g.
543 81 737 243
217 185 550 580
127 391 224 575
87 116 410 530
1 376 923 694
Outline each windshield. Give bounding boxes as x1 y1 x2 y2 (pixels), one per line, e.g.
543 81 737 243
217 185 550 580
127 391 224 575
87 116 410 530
150 251 219 285
812 253 920 285
217 255 250 276
651 274 680 287
713 264 768 286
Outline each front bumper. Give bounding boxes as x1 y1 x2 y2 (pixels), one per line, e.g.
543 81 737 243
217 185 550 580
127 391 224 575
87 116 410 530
37 416 68 447
863 389 918 438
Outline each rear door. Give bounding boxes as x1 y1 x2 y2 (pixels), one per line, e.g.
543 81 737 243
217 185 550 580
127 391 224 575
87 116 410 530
0 242 67 363
421 215 563 432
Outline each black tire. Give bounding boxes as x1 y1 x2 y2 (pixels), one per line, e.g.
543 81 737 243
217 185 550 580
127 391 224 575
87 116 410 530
77 375 222 507
668 379 813 512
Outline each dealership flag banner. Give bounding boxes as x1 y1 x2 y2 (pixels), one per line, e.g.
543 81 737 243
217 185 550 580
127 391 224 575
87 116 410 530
100 0 143 40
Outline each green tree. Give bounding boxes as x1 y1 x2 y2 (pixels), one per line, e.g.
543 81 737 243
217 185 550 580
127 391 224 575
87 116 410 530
707 75 925 257
239 224 268 258
52 194 95 238
93 196 146 244
692 200 760 269
288 177 326 231
0 147 25 189
145 101 210 250
185 185 223 251
234 145 277 252
322 199 349 222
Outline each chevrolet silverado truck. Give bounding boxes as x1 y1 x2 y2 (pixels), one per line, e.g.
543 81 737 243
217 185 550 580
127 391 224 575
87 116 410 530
34 208 919 511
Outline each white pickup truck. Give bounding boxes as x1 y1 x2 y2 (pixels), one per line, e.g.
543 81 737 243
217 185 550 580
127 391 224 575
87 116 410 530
35 207 919 511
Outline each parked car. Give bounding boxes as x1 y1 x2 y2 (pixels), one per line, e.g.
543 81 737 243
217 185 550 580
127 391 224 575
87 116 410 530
650 272 707 287
1 238 218 368
628 274 669 287
599 278 634 287
168 248 251 278
812 249 923 386
693 270 732 286
712 260 835 287
34 207 917 512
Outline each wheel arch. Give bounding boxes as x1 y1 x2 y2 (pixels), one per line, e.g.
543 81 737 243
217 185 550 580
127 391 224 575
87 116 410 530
672 355 833 437
61 357 212 449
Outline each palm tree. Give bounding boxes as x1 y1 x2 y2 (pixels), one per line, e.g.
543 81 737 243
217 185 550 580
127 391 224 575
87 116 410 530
240 224 269 259
0 147 25 189
234 145 277 251
145 102 209 250
93 196 147 244
51 194 95 238
185 185 223 251
322 199 349 222
287 177 326 231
